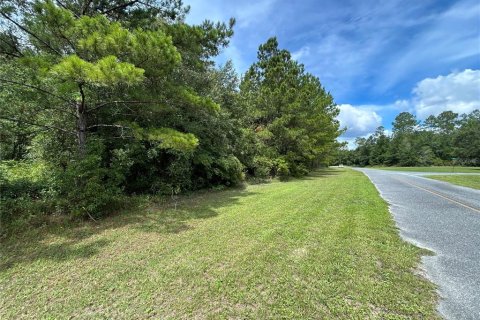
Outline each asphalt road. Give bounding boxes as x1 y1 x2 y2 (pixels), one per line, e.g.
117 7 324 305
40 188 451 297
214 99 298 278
354 168 480 320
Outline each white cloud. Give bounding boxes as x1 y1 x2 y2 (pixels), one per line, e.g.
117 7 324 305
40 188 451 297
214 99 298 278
336 69 479 140
412 69 480 119
345 100 412 113
393 99 413 112
337 104 382 138
376 0 480 92
216 44 248 73
291 46 310 61
235 0 277 28
337 136 358 150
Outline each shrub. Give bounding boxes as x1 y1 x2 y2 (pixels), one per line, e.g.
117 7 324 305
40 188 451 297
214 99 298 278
275 158 290 181
213 155 244 186
292 163 309 177
253 156 274 179
0 161 55 233
57 143 131 220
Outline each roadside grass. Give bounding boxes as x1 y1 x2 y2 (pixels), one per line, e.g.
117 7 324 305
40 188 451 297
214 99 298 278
0 169 439 319
372 166 480 173
426 175 480 190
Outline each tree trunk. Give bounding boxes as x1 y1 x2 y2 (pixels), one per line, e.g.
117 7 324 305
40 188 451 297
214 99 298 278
76 101 87 157
76 84 87 157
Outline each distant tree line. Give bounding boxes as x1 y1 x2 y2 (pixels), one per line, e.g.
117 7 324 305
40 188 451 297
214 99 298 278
0 0 341 225
334 110 480 167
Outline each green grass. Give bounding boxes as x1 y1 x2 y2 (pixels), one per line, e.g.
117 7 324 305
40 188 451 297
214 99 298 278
0 169 439 319
372 166 480 173
426 175 480 190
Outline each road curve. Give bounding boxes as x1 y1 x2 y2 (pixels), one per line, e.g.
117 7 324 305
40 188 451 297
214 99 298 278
354 168 480 320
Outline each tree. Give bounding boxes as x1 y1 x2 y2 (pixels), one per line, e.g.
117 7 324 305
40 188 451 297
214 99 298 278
424 111 459 162
370 126 389 165
387 112 418 165
455 110 480 164
346 109 479 167
425 111 458 134
331 143 355 166
0 1 200 158
353 137 372 166
0 0 235 218
240 37 340 176
0 2 344 225
392 112 418 135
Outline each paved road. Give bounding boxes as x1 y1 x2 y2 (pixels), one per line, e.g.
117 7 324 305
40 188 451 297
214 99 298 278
354 168 480 320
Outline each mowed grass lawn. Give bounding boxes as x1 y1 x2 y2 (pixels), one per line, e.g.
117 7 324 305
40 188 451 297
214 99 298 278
427 175 480 190
0 169 439 319
372 166 480 173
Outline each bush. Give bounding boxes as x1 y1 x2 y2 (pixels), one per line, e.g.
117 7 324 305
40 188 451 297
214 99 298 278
0 140 138 230
275 158 290 181
58 149 128 219
289 162 309 177
213 155 244 186
0 161 55 233
165 153 194 192
252 156 274 179
1 197 57 232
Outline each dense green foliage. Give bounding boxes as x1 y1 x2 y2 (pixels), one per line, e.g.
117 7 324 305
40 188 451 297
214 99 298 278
0 1 340 228
335 110 480 167
239 38 340 178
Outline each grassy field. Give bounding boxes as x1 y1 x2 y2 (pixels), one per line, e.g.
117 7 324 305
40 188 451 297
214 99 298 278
427 175 480 190
0 169 439 319
372 166 480 173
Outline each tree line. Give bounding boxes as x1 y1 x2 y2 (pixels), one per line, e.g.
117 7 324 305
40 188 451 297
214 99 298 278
335 110 480 167
0 0 341 225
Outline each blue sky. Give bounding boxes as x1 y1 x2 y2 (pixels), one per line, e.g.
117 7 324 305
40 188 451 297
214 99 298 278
184 0 480 146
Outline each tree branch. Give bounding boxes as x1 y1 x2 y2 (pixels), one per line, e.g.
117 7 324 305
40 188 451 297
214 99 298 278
87 124 133 139
87 124 131 130
88 100 160 113
101 1 140 15
0 50 22 58
55 0 80 18
0 116 76 135
0 12 62 56
1 78 77 117
81 0 93 15
0 78 76 107
0 36 24 57
53 25 77 52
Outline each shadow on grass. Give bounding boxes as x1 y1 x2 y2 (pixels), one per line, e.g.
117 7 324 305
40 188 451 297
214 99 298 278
0 238 112 270
0 185 257 271
295 168 344 180
131 185 255 234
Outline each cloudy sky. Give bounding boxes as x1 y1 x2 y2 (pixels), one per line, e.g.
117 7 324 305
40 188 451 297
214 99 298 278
184 0 480 146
